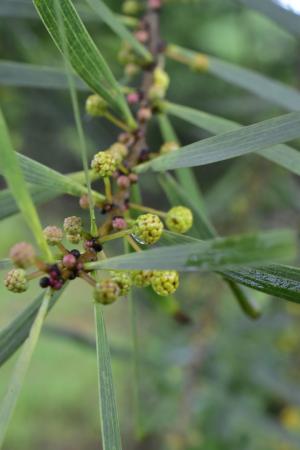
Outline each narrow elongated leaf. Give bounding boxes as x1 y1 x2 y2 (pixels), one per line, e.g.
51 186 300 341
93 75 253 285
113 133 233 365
222 265 300 303
85 0 152 62
94 304 123 450
0 290 51 448
86 230 296 271
166 45 300 111
135 112 300 172
33 0 135 127
165 102 300 176
238 0 300 37
0 61 88 90
0 287 66 367
0 108 51 260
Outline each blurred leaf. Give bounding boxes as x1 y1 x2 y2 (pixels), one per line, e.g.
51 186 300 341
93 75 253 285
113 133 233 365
85 0 152 62
0 61 88 90
0 287 66 367
0 107 51 260
0 290 51 449
238 0 300 37
94 304 123 450
166 102 300 176
167 44 300 110
86 229 297 271
0 186 62 221
33 0 135 127
223 264 300 302
136 112 300 172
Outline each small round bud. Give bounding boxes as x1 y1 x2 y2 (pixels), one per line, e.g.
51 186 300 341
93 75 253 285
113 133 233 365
111 272 132 296
63 253 77 269
66 234 82 244
148 0 161 10
4 268 28 293
151 271 179 296
132 214 163 245
112 216 128 230
9 242 35 268
153 67 170 91
122 0 140 15
39 277 50 288
129 173 138 184
85 94 107 117
91 151 118 177
134 30 149 44
70 249 81 259
79 194 90 209
165 206 193 234
127 91 140 104
137 107 152 123
63 216 82 235
43 226 63 246
160 141 179 155
124 63 140 77
117 175 130 189
148 85 166 102
94 279 121 305
109 143 128 164
131 270 153 287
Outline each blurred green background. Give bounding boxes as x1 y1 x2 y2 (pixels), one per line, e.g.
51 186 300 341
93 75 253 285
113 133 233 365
1 0 300 449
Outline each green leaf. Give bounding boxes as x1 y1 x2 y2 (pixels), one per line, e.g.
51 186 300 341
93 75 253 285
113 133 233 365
0 287 66 367
86 229 297 271
33 0 135 127
222 264 300 303
166 44 300 111
0 107 51 260
165 102 300 176
0 60 88 90
0 289 51 448
238 0 300 38
85 0 152 62
0 260 12 270
135 111 300 172
94 304 123 450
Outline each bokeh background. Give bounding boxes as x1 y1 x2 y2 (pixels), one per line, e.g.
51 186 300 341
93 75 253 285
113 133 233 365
1 0 300 449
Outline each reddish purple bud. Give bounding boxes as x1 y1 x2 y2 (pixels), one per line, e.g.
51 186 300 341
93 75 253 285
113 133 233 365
134 30 149 43
84 240 94 251
52 280 64 290
127 92 140 104
112 216 128 230
63 253 77 269
137 107 152 123
117 175 130 189
77 262 84 271
148 0 161 10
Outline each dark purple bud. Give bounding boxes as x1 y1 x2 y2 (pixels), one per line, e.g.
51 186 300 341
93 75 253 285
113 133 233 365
39 277 50 288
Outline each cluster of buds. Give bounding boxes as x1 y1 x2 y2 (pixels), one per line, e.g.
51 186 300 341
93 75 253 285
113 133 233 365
93 269 179 305
149 67 170 103
91 143 128 178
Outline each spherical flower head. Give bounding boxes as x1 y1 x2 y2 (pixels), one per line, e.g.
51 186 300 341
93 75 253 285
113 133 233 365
94 279 121 305
4 268 28 293
160 141 179 155
85 94 107 117
91 151 118 177
166 206 193 234
133 214 163 245
122 0 140 15
131 270 153 288
43 225 63 246
153 67 170 91
63 216 82 235
112 272 132 296
151 271 179 296
9 242 35 268
63 253 77 269
112 216 128 231
109 143 128 164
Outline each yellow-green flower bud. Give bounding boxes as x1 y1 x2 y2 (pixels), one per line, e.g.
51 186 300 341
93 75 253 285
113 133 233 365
91 151 118 177
4 268 28 293
131 270 153 287
66 234 82 244
94 279 121 305
151 271 179 296
133 214 163 245
43 226 63 246
153 67 170 90
165 206 193 234
190 54 209 72
109 143 128 164
85 94 107 117
112 272 132 296
64 216 82 236
159 141 179 155
122 0 140 15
